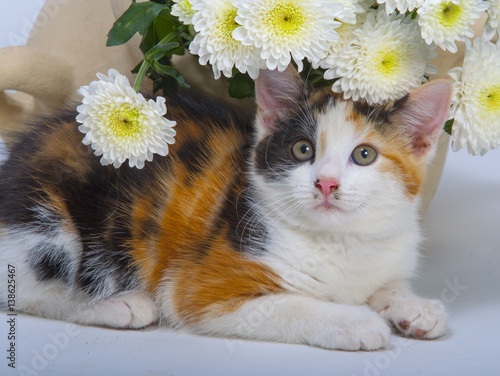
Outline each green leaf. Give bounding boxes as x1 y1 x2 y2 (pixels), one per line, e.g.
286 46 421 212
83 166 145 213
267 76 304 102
154 9 178 40
227 72 255 99
145 42 179 60
139 23 156 54
150 60 190 89
443 119 454 135
107 2 166 47
140 9 187 56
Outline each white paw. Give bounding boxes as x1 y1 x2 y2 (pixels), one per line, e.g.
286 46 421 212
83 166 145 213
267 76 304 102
383 297 447 339
313 306 391 351
91 292 159 329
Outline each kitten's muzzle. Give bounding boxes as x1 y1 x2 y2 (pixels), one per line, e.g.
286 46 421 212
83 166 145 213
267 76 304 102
314 178 339 199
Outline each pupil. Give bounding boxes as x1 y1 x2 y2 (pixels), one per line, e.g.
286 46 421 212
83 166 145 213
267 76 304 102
300 144 309 154
361 149 369 158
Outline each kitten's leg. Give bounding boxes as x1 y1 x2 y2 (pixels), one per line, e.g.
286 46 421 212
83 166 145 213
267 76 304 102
4 278 158 329
0 227 158 329
164 293 391 351
20 284 159 329
368 280 447 339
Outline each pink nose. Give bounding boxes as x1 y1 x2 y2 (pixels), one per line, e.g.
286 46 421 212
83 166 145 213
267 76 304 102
314 178 339 197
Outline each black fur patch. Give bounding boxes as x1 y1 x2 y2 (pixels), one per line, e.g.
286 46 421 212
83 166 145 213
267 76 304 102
58 167 140 297
253 109 318 182
352 101 391 125
309 90 337 114
353 96 411 136
176 139 206 178
220 158 269 255
228 190 269 255
28 242 71 282
76 243 138 297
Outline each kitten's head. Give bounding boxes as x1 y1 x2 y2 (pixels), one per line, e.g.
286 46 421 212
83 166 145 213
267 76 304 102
251 66 452 233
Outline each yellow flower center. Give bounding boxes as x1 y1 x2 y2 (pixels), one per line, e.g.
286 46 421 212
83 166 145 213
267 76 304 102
265 1 305 38
375 50 401 77
479 85 500 114
107 104 142 139
180 0 195 15
214 7 239 41
438 2 463 27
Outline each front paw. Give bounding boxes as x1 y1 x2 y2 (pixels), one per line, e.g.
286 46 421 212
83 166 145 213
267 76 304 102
312 306 391 351
383 297 447 339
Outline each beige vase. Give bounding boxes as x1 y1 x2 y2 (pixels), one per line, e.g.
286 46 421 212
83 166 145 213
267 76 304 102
0 0 481 211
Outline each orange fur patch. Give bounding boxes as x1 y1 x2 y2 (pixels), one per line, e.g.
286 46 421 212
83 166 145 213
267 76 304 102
361 115 426 199
379 149 424 198
172 228 284 324
316 130 327 159
345 106 364 133
130 122 253 290
37 120 92 179
129 192 165 288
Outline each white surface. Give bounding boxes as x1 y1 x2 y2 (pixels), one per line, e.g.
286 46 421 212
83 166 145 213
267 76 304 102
1 2 500 375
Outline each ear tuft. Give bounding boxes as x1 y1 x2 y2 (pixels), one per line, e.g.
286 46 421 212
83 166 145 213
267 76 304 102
393 79 453 156
255 65 304 134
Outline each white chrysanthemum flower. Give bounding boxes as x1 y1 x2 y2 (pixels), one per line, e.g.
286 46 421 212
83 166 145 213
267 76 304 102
448 38 500 156
189 0 264 79
320 10 369 71
335 0 367 24
171 0 197 25
232 0 343 72
417 0 490 53
324 9 437 105
483 0 500 41
76 69 176 169
377 0 424 14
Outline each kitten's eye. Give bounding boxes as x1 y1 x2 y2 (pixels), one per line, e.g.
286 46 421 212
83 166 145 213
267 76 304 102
351 145 378 166
291 140 315 162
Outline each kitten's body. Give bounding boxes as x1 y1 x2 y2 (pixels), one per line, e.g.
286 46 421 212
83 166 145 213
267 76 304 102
0 68 451 350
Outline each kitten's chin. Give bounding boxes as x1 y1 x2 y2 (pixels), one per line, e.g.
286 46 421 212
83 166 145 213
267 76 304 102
314 201 344 213
295 201 357 230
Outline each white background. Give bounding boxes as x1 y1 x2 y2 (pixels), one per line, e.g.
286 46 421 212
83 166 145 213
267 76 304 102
1 2 500 375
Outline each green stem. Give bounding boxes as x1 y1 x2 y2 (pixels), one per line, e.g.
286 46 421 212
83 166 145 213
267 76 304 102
133 59 151 93
132 26 189 93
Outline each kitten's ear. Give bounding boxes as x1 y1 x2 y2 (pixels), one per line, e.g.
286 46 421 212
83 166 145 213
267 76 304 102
392 79 452 156
255 66 304 134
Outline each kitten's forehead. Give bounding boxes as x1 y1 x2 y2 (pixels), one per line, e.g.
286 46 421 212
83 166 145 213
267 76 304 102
315 101 370 160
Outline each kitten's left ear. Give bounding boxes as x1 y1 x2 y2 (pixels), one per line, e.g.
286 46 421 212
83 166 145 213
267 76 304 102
392 79 452 156
254 65 305 135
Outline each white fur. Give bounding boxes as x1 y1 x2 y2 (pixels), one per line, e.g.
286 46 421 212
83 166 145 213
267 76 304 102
195 294 391 351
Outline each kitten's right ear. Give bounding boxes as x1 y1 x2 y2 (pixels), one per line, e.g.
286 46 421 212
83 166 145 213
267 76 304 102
255 66 304 134
392 79 452 157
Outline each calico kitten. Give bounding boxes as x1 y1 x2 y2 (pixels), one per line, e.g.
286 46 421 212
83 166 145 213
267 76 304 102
0 67 452 351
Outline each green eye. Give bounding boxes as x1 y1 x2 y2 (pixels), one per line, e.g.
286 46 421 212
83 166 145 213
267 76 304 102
291 140 315 162
351 145 378 166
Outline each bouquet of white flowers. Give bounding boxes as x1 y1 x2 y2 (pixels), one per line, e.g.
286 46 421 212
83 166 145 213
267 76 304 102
79 0 499 168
